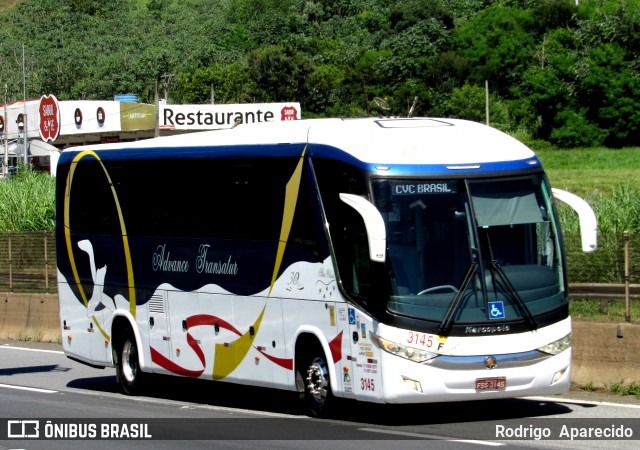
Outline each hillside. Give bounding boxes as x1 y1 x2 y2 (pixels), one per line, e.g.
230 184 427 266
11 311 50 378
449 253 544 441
0 0 638 148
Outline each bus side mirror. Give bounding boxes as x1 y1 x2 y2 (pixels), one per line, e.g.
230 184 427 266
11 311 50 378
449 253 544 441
339 193 387 263
551 188 598 253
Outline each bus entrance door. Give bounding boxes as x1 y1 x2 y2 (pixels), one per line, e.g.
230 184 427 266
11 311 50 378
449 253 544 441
347 308 382 401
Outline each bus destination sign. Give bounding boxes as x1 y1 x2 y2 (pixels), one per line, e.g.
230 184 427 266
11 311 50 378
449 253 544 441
391 181 457 196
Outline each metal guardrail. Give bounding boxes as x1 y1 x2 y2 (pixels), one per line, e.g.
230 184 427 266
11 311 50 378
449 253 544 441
569 283 640 300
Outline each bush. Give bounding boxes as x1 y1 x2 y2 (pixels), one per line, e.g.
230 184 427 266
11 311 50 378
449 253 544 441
550 110 604 148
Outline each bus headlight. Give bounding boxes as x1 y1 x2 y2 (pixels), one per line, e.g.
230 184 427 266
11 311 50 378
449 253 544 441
537 332 572 355
371 333 438 363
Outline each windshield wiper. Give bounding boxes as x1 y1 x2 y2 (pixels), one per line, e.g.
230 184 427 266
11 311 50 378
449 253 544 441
437 262 478 336
489 261 538 330
480 228 537 330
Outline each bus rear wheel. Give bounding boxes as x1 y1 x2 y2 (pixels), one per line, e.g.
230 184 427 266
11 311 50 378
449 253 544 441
298 348 333 417
114 330 145 395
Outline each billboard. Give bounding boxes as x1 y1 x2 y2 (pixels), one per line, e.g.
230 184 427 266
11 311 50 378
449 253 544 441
159 102 301 131
120 102 156 131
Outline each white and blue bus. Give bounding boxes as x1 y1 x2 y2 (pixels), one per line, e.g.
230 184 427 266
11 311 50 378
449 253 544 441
56 117 597 416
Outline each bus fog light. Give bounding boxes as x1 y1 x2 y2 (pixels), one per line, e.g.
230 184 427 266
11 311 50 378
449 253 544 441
402 376 423 393
551 366 568 385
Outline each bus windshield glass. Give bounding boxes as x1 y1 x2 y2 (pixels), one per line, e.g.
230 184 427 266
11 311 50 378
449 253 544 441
371 174 565 326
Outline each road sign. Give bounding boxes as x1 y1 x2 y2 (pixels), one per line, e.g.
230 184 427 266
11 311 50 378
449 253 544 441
38 94 61 142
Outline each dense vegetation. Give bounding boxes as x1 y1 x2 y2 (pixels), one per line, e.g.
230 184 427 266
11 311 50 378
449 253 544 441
0 0 639 148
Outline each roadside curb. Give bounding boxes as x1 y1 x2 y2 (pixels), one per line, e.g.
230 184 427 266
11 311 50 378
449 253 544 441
571 321 640 387
0 292 60 343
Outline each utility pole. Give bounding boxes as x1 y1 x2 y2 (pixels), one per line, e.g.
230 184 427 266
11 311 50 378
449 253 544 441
485 80 490 126
23 43 28 166
3 84 7 178
160 73 174 102
154 80 159 138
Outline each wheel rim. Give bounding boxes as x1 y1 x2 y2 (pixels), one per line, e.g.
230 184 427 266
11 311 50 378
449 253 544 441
121 340 138 383
305 357 328 403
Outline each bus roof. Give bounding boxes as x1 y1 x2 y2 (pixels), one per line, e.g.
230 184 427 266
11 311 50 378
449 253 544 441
60 117 537 168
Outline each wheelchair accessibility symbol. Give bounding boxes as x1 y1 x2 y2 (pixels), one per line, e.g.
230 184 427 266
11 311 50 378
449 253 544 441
488 301 505 319
348 308 356 325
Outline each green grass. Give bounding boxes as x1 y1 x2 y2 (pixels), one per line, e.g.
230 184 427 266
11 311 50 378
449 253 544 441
536 147 640 198
570 299 640 321
605 382 640 399
533 147 640 290
574 380 640 400
531 148 640 237
535 147 640 292
0 0 24 13
0 169 56 232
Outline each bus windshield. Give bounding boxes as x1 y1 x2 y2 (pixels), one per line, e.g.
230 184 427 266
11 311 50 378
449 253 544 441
371 174 565 329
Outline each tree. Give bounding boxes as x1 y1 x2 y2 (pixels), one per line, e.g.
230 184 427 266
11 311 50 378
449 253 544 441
247 45 313 104
578 42 640 147
176 63 256 104
435 82 511 131
0 0 639 147
451 6 536 95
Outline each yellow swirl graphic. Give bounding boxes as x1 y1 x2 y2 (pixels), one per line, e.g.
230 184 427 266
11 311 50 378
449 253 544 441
63 146 305 379
215 146 306 379
63 150 137 319
268 146 306 296
213 306 266 381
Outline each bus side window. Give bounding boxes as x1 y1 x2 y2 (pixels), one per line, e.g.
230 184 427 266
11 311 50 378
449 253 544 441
312 158 371 303
287 164 327 262
68 160 120 235
110 157 292 240
335 203 372 301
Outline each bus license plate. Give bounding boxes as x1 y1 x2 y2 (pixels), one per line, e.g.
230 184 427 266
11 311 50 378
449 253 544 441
475 377 506 390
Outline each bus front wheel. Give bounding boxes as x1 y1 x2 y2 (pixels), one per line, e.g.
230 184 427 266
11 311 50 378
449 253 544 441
114 330 145 395
297 347 333 417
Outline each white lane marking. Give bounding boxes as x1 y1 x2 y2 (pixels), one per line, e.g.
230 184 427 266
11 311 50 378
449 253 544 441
359 427 504 446
1 344 64 355
528 396 640 409
0 383 58 394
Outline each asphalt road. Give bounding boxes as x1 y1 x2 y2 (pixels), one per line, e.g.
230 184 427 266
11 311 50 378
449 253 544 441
0 339 639 450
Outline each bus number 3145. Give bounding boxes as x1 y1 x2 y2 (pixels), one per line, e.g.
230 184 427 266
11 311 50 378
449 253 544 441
407 331 434 348
361 378 375 391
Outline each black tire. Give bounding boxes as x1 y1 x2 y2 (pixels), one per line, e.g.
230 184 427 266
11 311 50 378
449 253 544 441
297 346 333 418
114 330 145 395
